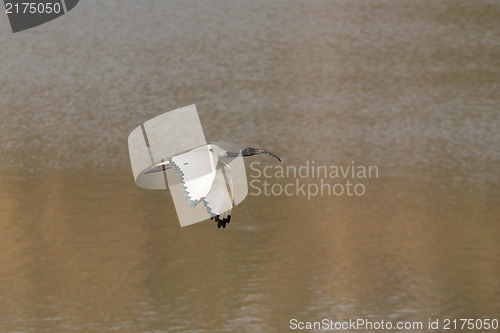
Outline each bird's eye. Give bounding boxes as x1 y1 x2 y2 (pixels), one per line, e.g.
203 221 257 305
209 148 214 152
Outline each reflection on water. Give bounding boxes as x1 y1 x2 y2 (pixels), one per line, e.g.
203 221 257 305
0 0 499 332
0 172 498 332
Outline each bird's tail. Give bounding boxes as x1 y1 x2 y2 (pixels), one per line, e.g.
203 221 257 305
143 166 163 174
143 161 172 175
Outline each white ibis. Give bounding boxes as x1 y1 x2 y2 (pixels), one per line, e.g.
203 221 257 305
143 144 281 228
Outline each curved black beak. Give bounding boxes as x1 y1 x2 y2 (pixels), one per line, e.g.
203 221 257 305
263 151 281 162
240 147 282 162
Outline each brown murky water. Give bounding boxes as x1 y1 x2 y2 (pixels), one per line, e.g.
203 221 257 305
1 0 499 332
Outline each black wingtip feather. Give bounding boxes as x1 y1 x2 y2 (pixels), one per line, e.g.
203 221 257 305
212 214 232 229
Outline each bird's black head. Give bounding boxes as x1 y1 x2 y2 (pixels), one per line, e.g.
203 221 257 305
241 147 281 162
241 147 259 156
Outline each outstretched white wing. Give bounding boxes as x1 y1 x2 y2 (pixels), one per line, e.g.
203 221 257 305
202 159 234 228
169 145 218 206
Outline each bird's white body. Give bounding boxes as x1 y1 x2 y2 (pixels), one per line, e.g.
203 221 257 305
145 144 235 227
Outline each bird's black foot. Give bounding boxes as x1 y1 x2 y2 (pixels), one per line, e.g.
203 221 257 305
211 214 231 229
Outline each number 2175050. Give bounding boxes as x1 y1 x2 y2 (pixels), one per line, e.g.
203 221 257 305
5 2 62 14
443 318 498 330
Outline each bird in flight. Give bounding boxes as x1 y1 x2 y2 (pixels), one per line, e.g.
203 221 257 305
143 145 281 228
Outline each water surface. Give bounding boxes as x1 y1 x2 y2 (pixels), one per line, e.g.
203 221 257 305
0 0 499 332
